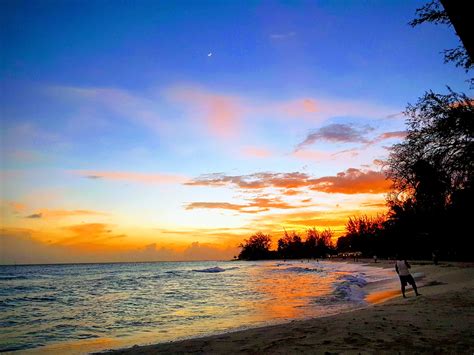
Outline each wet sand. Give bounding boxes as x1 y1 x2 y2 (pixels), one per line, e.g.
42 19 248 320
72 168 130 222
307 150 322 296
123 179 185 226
102 261 474 354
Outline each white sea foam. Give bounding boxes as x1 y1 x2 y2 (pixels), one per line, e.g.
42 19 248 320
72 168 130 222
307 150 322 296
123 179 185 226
333 274 369 302
192 266 226 273
278 266 323 273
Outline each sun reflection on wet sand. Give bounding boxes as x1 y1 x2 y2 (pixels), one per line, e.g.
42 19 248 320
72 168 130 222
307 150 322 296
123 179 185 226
22 337 121 355
365 289 400 304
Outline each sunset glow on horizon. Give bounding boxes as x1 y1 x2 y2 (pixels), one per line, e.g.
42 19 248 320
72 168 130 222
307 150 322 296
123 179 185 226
1 0 468 264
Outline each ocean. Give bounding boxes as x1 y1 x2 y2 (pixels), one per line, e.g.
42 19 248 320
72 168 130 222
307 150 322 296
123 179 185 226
0 260 396 353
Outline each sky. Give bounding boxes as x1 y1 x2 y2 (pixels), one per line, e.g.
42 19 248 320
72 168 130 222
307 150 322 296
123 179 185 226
0 0 470 264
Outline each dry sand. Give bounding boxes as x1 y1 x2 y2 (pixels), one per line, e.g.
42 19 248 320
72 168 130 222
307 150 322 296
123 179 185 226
103 261 474 354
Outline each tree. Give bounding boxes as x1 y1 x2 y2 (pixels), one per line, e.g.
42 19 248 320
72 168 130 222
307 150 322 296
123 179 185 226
337 215 386 256
238 232 273 260
385 90 473 259
386 89 473 205
378 1 474 260
318 229 334 257
410 0 473 85
304 228 319 258
277 230 304 259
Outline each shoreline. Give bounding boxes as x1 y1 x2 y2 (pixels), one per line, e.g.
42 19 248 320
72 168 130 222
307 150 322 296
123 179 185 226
98 260 473 354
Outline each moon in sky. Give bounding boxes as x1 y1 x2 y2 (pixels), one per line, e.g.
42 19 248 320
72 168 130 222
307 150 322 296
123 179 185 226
207 52 212 57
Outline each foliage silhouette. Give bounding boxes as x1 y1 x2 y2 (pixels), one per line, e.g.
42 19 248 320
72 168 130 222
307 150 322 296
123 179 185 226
410 0 473 86
383 89 473 259
238 232 274 260
238 229 335 260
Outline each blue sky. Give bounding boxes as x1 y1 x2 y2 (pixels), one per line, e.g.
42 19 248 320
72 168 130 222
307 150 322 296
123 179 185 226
1 0 471 263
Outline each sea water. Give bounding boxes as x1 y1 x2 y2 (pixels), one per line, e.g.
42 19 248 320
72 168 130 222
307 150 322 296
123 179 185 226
0 260 396 353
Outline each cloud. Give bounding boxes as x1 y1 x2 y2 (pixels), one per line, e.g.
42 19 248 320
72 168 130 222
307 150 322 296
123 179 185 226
58 223 126 248
47 86 168 135
296 124 374 151
368 131 406 144
185 172 309 190
309 168 390 194
85 175 102 179
361 202 387 208
124 241 239 262
1 200 26 215
47 83 399 147
0 228 239 264
24 209 108 219
186 168 390 195
1 228 77 264
186 202 248 212
165 85 398 142
331 148 360 158
76 170 188 184
282 189 303 196
185 197 301 214
167 86 242 139
253 96 394 123
385 112 404 119
26 213 42 219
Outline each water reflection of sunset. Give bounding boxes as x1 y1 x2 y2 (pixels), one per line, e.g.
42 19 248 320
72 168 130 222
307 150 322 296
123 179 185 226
244 263 336 320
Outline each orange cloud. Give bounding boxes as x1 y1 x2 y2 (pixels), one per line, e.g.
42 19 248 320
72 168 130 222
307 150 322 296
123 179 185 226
186 202 248 212
309 168 391 194
1 200 26 215
366 130 407 146
25 209 108 219
114 241 240 262
185 172 309 190
185 197 302 214
76 170 188 184
0 227 240 264
167 86 242 139
54 223 127 251
186 168 391 194
282 189 303 196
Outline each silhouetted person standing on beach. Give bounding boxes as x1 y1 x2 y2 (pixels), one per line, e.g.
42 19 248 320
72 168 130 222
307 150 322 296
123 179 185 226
395 256 420 298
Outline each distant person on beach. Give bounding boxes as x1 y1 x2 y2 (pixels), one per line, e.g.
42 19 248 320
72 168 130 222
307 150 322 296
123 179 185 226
373 255 377 263
395 256 421 298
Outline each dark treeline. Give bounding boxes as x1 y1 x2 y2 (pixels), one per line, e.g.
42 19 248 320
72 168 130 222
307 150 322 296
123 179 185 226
339 89 473 261
239 1 473 262
238 90 473 262
238 229 335 260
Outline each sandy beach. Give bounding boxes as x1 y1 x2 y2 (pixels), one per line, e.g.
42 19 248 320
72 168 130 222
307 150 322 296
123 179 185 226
102 260 474 354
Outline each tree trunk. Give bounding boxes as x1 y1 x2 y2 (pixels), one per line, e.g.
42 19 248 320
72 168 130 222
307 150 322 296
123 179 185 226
440 0 474 62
